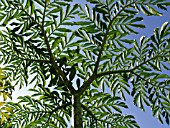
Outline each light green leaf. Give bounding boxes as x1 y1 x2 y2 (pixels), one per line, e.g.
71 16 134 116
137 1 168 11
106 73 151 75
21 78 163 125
160 22 169 38
52 37 61 50
146 5 163 16
109 0 115 5
140 5 152 16
57 28 72 32
85 4 90 17
155 74 169 79
48 8 61 14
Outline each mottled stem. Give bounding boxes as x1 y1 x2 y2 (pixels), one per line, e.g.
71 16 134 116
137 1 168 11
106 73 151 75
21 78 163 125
72 93 82 128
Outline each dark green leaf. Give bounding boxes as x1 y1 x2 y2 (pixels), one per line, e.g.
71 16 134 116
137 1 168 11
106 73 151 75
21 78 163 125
120 39 134 44
76 78 81 88
130 17 143 23
140 5 153 16
94 7 107 14
69 65 76 81
130 24 145 28
124 9 138 14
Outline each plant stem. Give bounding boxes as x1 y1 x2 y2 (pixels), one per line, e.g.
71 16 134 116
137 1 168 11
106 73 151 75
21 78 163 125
72 93 82 128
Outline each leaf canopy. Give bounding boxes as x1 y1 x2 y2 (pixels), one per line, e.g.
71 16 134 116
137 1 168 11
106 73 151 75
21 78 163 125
0 0 170 127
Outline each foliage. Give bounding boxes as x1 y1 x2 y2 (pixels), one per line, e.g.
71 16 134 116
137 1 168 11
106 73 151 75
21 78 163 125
0 68 13 125
0 0 170 127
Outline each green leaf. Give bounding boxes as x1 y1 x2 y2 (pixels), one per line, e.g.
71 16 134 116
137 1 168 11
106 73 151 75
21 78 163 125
146 5 163 16
74 21 92 25
161 63 170 70
120 39 134 44
81 25 99 33
130 24 145 28
148 62 160 71
44 21 53 27
69 65 76 81
134 3 140 11
109 0 115 5
52 37 61 50
94 7 107 14
140 65 152 71
25 0 31 9
157 4 167 11
34 0 44 8
76 78 81 88
85 4 90 17
164 2 170 6
71 4 79 13
30 0 35 15
140 5 152 16
158 113 163 124
53 32 66 37
48 8 61 14
124 9 138 14
86 0 98 4
125 25 138 34
62 22 74 26
130 17 143 23
160 22 169 38
112 105 122 113
57 28 72 32
155 74 169 79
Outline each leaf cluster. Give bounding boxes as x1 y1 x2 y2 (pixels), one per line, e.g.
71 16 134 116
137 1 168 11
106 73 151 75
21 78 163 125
0 0 170 127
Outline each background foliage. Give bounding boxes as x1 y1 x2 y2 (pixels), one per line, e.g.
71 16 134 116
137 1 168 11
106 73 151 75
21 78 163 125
0 0 170 127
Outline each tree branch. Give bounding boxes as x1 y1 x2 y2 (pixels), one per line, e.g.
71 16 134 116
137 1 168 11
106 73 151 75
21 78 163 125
93 4 129 73
96 54 168 78
133 54 170 70
41 2 76 94
44 102 72 125
18 1 76 94
81 104 97 120
79 2 138 95
18 2 72 89
132 72 154 86
97 69 132 78
132 56 158 71
79 3 133 95
79 52 168 95
79 74 97 95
